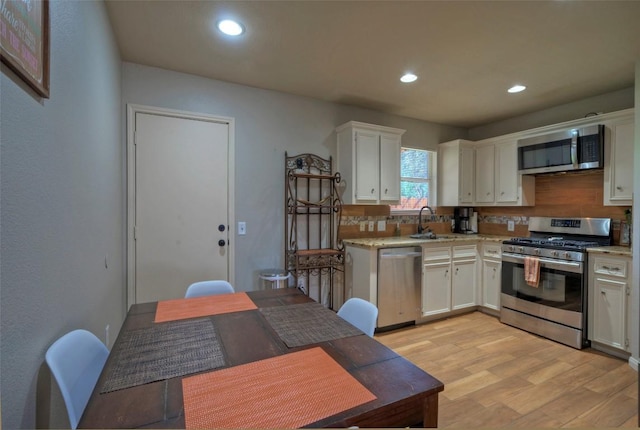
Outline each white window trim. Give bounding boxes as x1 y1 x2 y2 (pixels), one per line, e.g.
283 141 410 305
390 148 437 215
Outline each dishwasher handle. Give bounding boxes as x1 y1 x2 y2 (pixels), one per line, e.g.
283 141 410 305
379 252 422 259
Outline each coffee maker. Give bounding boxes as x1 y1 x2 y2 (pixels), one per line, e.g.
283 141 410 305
453 207 475 233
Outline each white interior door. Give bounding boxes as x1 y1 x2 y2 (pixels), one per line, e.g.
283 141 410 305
131 110 230 303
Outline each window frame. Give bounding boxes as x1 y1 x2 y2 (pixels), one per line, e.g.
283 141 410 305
390 147 437 215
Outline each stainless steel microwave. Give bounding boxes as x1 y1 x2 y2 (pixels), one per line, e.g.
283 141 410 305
517 124 604 175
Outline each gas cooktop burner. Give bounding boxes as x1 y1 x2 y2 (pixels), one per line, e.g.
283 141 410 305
504 237 600 250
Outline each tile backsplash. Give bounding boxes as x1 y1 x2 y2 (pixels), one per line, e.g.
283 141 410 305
339 170 630 245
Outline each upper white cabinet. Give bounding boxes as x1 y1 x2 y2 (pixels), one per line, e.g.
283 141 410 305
604 113 634 206
439 138 534 207
336 121 405 204
493 139 535 206
438 140 475 206
474 143 495 203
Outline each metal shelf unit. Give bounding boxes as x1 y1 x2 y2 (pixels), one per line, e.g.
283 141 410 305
285 152 344 309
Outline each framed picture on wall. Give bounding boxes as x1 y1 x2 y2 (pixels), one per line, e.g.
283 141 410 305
0 0 50 98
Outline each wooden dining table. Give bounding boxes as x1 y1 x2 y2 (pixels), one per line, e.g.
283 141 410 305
79 288 444 428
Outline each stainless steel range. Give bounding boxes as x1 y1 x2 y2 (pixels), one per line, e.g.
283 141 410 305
501 217 612 349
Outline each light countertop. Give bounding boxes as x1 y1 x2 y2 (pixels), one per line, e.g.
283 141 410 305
342 234 512 249
343 235 633 256
587 246 632 257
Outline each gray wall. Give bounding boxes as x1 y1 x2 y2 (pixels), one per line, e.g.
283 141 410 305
0 2 123 428
121 63 466 291
468 87 635 140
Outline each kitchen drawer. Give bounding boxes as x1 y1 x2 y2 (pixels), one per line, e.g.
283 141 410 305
593 257 627 278
423 246 451 262
482 244 502 259
453 245 477 259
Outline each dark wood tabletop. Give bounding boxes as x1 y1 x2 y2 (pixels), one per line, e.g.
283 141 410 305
79 288 444 428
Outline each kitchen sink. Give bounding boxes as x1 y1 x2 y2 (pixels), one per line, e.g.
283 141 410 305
410 233 439 239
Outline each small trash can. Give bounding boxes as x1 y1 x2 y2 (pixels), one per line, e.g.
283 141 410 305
259 269 290 289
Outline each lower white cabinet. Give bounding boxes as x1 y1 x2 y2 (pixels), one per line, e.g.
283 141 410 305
588 253 631 353
422 243 478 317
481 243 502 311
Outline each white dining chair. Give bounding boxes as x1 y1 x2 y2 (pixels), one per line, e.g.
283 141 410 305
45 329 109 430
337 297 378 337
185 280 235 298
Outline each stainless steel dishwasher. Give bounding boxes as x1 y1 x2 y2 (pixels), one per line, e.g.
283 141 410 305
377 247 422 329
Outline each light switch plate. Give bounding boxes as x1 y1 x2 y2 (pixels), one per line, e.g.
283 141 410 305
377 220 386 231
359 221 366 232
507 220 515 232
238 222 247 235
368 221 375 231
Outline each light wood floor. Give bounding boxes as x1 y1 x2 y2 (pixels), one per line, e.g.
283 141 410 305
375 311 638 428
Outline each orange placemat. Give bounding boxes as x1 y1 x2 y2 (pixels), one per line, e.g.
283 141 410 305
154 292 257 323
182 347 377 429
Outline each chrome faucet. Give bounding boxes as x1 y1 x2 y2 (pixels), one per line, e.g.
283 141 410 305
417 206 435 234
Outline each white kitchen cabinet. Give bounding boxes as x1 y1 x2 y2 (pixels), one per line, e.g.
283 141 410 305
439 137 534 207
421 243 477 317
588 254 631 354
422 261 452 316
438 140 475 206
481 243 502 312
452 258 477 309
474 143 495 203
336 121 405 204
494 139 535 206
604 115 634 206
344 245 378 307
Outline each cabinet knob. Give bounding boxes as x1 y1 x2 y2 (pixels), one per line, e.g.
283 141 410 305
487 192 490 196
616 186 623 191
218 239 226 247
385 188 388 194
371 188 375 194
501 191 505 195
601 290 606 295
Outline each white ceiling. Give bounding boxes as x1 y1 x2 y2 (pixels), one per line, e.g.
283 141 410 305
105 1 640 128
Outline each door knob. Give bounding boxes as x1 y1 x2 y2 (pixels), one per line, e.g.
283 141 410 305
218 239 226 247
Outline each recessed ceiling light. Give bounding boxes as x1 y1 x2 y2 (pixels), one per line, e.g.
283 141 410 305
400 73 418 83
508 84 526 93
217 19 244 36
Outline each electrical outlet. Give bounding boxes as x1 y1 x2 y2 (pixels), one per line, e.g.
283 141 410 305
359 221 366 232
368 221 375 231
238 222 246 235
507 220 515 232
377 220 386 231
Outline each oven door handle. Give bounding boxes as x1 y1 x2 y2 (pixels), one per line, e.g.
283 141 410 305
502 252 583 274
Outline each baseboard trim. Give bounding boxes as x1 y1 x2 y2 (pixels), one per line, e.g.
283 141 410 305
628 356 639 372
